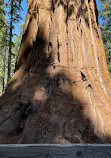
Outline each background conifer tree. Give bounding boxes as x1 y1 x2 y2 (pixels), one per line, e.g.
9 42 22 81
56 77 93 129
98 0 111 76
6 0 23 83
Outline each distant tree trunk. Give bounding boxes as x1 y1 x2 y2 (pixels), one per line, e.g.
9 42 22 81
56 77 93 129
2 45 6 94
7 0 13 83
0 0 111 144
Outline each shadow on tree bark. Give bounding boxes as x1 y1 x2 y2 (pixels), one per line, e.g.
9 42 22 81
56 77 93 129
0 21 111 144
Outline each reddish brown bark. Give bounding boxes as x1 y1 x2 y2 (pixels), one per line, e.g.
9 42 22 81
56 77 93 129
0 0 111 143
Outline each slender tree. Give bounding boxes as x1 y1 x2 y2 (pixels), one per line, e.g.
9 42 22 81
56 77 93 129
0 0 111 144
0 28 8 95
6 0 23 83
11 22 24 76
1 31 8 94
0 0 5 29
13 22 24 55
0 0 8 94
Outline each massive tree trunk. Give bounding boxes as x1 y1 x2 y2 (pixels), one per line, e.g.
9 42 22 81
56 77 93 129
0 0 111 144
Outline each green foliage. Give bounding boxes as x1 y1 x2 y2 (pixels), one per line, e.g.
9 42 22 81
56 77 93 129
107 62 111 77
0 0 6 30
14 22 24 54
0 0 8 95
0 0 23 95
98 0 111 77
0 21 23 95
5 0 23 83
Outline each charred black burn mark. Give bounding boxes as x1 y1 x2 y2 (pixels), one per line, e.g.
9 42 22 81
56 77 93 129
87 84 93 89
63 1 75 24
68 5 74 17
51 0 55 13
57 35 60 62
90 8 93 14
53 65 56 69
66 4 74 22
57 43 60 62
76 4 89 27
58 0 64 7
94 27 97 31
94 27 100 38
85 18 89 27
81 71 87 81
51 63 56 69
35 36 45 46
49 42 52 47
92 20 95 24
48 42 53 52
94 0 99 25
89 0 99 25
50 12 52 21
28 11 31 15
37 8 39 25
66 1 69 24
73 81 77 85
98 57 99 60
77 26 78 30
81 29 83 36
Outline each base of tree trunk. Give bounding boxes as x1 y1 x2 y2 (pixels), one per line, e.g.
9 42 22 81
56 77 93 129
0 66 111 144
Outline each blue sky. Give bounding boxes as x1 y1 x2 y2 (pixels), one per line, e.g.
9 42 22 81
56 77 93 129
97 1 103 26
13 0 102 36
13 0 27 35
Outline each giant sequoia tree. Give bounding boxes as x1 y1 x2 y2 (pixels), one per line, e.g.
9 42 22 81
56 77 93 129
0 0 111 144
